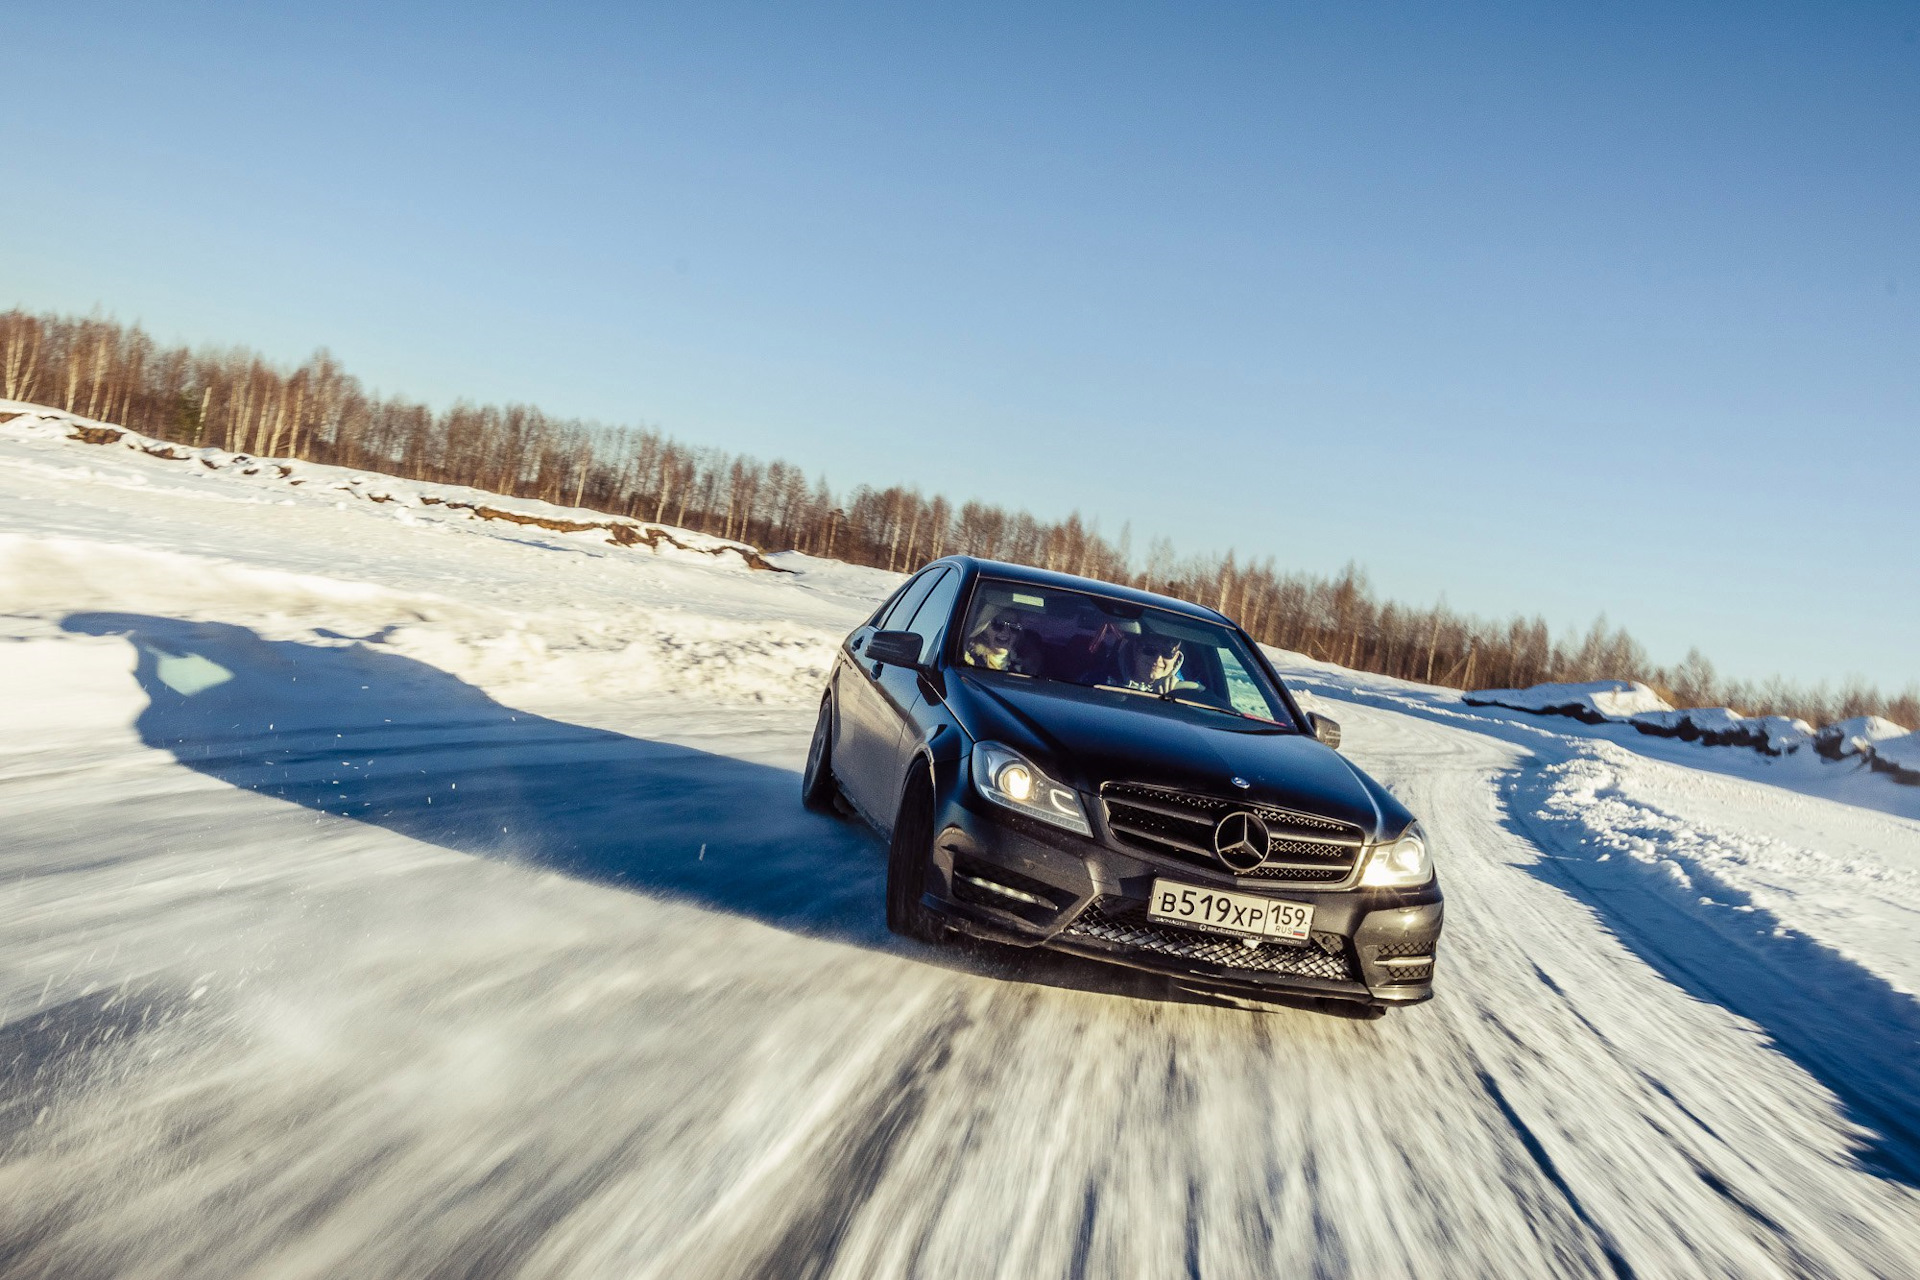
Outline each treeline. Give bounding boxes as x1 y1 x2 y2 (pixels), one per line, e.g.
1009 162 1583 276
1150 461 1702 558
3 308 1913 730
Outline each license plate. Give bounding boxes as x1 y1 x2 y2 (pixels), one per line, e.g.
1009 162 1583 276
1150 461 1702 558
1147 878 1314 944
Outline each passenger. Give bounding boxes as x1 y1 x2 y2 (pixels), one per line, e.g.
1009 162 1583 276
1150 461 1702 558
964 610 1042 675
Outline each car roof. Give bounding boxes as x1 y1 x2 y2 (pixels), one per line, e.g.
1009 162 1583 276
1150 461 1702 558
931 557 1233 626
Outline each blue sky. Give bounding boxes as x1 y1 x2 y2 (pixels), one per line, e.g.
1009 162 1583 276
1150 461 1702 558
3 2 1915 689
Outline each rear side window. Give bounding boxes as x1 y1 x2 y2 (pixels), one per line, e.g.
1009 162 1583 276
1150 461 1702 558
876 569 940 632
901 568 962 663
868 583 912 627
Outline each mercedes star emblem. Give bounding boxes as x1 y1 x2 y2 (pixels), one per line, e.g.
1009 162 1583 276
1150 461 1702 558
1213 811 1271 873
1230 776 1250 789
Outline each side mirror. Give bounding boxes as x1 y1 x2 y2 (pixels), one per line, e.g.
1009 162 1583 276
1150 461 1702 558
1309 712 1342 750
865 630 925 669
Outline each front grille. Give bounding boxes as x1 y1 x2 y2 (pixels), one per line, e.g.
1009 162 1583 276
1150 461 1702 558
1059 898 1358 982
1099 782 1365 884
1240 864 1347 883
1372 940 1435 960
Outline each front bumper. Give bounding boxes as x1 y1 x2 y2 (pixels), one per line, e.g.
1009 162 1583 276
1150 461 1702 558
924 781 1443 1008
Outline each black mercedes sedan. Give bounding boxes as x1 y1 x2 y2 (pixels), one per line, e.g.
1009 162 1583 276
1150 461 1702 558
802 557 1442 1016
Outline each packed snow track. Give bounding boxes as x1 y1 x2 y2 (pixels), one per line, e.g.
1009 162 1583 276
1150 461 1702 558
1 409 1916 1278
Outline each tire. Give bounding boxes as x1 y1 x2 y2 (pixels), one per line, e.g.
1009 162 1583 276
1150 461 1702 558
800 694 839 812
885 768 945 944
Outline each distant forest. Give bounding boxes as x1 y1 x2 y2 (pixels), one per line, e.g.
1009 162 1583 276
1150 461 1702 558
3 308 1912 730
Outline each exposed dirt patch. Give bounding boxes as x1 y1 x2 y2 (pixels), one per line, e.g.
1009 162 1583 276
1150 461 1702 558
1868 755 1920 786
431 500 788 571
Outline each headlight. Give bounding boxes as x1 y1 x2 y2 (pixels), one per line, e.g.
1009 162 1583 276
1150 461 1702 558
970 742 1091 836
1360 824 1432 887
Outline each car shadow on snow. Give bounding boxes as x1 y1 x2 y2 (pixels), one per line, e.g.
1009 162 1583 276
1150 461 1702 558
1496 759 1920 1190
62 612 1214 1010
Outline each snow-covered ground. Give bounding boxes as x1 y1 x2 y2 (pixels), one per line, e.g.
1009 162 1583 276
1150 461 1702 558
2 406 1917 1277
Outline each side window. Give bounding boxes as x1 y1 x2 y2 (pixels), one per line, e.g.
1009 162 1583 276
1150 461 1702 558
901 569 961 663
876 570 939 633
867 582 912 628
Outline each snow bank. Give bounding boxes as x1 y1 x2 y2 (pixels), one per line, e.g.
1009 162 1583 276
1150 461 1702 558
0 531 447 623
1869 732 1920 782
1740 714 1816 755
0 533 843 708
0 401 783 572
1630 707 1813 756
1464 679 1671 723
1814 714 1911 760
1469 680 1824 757
1628 707 1744 737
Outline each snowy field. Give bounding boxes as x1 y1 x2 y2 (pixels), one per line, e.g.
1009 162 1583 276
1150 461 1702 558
1 405 1917 1278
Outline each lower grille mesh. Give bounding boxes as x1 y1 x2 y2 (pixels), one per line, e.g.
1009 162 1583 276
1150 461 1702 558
1369 939 1436 985
1060 899 1357 982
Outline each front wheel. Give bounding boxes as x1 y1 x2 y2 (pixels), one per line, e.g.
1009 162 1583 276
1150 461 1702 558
800 695 839 812
885 769 944 944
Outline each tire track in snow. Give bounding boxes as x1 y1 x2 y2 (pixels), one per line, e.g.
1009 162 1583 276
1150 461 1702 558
1501 752 1920 1186
733 1000 970 1280
1471 1065 1636 1280
1331 698 1920 1276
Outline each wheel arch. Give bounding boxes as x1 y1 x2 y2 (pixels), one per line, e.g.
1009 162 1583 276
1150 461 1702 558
898 747 938 812
817 681 847 755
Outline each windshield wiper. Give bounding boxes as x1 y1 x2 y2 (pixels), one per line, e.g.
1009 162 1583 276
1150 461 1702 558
1090 684 1288 729
1163 695 1288 728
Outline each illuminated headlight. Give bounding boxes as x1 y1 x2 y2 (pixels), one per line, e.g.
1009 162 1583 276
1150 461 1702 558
970 742 1091 836
1360 824 1432 888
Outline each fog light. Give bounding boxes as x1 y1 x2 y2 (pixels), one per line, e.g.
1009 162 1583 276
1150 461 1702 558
956 872 1044 906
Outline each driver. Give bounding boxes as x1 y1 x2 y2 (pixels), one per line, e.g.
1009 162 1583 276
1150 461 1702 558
1113 633 1195 695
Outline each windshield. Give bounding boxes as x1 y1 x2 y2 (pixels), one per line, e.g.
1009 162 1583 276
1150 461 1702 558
955 578 1299 728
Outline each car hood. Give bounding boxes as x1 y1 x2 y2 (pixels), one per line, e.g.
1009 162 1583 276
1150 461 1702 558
950 675 1404 839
